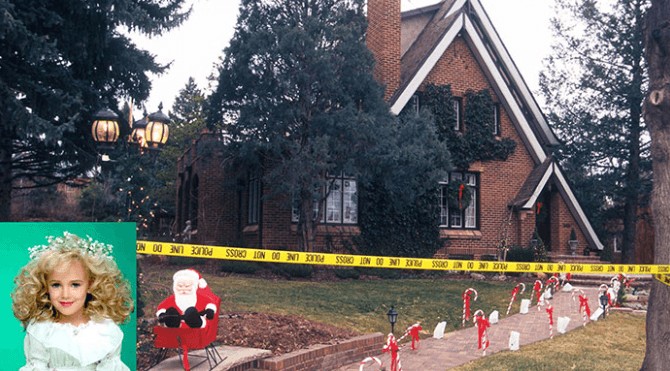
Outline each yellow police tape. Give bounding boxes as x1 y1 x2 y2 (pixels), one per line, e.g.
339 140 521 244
137 240 670 284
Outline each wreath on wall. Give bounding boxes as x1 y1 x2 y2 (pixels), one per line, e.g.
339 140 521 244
445 182 472 210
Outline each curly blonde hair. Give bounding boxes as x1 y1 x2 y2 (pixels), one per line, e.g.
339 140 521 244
12 239 134 328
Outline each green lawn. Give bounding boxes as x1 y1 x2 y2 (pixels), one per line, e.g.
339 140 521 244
140 262 647 370
453 312 646 371
140 262 517 336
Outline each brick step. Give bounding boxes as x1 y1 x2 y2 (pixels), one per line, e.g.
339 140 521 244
569 274 652 288
549 254 602 264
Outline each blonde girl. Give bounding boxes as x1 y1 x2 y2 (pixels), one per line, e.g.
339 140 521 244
12 232 134 370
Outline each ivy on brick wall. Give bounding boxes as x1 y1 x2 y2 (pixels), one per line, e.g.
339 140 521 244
420 84 516 169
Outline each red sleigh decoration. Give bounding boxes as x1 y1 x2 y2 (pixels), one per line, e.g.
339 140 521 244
153 275 224 370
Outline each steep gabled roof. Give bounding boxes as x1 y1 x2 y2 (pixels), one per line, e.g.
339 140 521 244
391 0 602 250
509 159 603 250
392 0 559 164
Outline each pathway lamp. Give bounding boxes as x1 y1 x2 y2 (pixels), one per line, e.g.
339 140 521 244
387 306 398 334
599 292 608 319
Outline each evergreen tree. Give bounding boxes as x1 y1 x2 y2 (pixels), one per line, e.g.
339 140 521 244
154 77 207 215
0 0 190 221
208 0 407 251
356 110 450 258
540 0 649 262
641 1 670 367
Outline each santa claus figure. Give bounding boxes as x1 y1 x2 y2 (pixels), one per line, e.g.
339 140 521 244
156 269 217 328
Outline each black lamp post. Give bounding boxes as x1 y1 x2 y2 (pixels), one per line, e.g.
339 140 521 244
599 292 608 319
387 306 398 334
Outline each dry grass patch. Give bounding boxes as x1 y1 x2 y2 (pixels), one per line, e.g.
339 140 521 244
454 312 646 371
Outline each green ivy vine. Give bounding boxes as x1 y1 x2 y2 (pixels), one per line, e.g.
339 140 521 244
417 84 516 170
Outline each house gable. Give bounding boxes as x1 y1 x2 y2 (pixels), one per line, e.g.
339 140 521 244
377 0 603 251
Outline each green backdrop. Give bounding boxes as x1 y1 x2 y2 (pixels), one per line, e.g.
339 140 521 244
1 222 136 370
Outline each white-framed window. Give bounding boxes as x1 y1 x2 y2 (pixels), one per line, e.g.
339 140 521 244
248 175 260 225
452 97 463 131
613 235 622 253
438 172 478 229
493 103 500 135
291 174 357 225
410 94 420 114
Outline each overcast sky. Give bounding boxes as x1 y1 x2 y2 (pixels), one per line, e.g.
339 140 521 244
133 0 554 113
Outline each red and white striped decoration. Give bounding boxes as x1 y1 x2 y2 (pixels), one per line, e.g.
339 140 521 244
462 288 478 327
473 309 490 355
578 291 590 327
358 356 382 371
546 303 554 339
397 322 422 350
546 276 559 292
382 333 401 371
506 283 526 316
532 280 543 307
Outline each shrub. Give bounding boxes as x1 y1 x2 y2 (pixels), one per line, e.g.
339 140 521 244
219 260 261 274
271 263 313 279
334 268 360 280
506 246 535 262
168 256 206 266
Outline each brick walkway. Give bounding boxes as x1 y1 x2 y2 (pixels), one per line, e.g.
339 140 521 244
337 286 602 370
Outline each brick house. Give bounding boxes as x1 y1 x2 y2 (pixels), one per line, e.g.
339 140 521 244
176 0 603 259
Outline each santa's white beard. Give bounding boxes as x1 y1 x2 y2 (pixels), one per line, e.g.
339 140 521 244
175 293 197 312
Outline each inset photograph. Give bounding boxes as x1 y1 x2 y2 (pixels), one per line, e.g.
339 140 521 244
2 222 136 370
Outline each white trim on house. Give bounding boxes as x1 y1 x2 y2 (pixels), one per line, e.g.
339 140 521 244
469 0 558 146
521 165 554 210
552 163 604 250
444 0 467 19
391 14 464 115
463 17 546 163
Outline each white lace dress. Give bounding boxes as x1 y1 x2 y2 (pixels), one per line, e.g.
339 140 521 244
20 318 129 371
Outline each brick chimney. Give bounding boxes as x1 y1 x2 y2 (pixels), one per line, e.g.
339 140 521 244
367 0 401 101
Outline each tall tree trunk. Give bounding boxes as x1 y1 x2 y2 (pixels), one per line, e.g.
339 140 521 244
623 4 646 264
0 134 12 221
641 1 670 368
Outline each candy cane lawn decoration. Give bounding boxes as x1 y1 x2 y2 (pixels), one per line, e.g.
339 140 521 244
462 288 478 327
473 309 490 355
397 322 422 350
577 290 590 327
546 303 554 339
506 283 525 315
382 333 401 371
546 276 560 293
532 280 543 307
358 356 382 371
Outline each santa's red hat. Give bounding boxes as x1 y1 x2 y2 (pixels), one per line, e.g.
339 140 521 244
173 269 207 289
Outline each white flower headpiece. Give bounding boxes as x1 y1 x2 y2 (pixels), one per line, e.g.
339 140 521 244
28 232 113 260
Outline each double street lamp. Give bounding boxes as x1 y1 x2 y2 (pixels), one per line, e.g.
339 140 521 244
91 103 170 154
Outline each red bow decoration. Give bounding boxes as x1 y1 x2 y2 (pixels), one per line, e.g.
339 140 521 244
546 305 554 325
475 314 490 350
408 323 422 350
382 334 400 371
579 295 591 317
536 202 543 214
458 183 465 209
